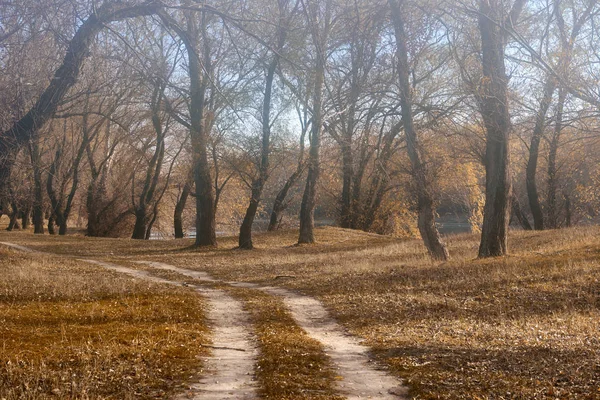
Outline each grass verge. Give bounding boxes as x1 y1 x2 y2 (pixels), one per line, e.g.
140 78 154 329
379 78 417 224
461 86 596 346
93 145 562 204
0 248 209 399
228 287 343 400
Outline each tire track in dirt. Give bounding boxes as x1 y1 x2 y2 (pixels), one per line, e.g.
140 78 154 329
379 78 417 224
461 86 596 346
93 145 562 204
0 243 258 400
137 261 408 399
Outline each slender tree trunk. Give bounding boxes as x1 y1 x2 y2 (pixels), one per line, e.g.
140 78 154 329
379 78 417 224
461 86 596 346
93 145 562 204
268 164 305 231
131 85 166 240
239 24 285 248
174 181 191 238
30 139 45 234
476 0 517 258
298 1 330 244
268 114 307 232
389 0 448 260
547 89 565 229
526 77 555 230
564 193 571 227
145 205 159 240
340 140 353 228
512 193 532 230
362 122 402 231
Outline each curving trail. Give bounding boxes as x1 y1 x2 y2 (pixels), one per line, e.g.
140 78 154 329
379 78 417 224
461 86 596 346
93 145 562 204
139 261 408 399
1 241 407 399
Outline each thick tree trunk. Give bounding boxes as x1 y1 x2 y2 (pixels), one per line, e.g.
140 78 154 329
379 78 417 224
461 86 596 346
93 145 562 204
239 193 260 249
132 208 148 239
174 182 191 238
48 213 56 235
21 206 31 229
161 12 217 247
7 203 20 231
526 77 555 230
476 0 516 258
389 0 448 260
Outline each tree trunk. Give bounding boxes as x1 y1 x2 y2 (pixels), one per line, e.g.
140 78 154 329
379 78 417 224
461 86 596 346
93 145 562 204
239 193 260 249
30 139 45 234
161 12 217 247
268 163 305 231
145 204 159 240
48 213 56 235
174 182 191 238
239 24 285 249
512 193 532 230
389 0 448 260
21 205 31 229
7 203 20 231
564 193 571 227
131 84 166 240
362 122 402 231
547 89 565 229
526 77 555 230
298 1 330 245
476 0 516 258
340 140 353 228
132 208 147 239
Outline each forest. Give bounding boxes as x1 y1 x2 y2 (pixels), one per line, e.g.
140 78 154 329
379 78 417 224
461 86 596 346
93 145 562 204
1 0 600 257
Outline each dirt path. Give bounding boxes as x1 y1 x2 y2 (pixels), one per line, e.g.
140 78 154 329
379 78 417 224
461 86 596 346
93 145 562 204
0 243 258 400
139 261 408 399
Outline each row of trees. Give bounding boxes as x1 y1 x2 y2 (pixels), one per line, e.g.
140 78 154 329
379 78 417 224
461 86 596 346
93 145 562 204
1 0 600 259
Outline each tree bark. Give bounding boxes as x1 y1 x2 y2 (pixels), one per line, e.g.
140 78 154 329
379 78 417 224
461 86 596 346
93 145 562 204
239 15 287 249
362 122 401 231
7 202 20 231
160 11 217 247
268 162 305 231
298 0 330 245
547 88 565 229
476 0 518 258
389 0 448 260
131 85 166 240
526 77 555 230
28 139 45 234
48 213 56 235
174 181 191 238
512 193 532 230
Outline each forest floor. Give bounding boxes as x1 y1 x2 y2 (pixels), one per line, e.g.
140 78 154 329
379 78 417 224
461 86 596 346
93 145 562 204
1 225 600 399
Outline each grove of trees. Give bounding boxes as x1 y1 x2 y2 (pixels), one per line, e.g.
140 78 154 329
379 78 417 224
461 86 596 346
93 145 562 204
2 0 600 259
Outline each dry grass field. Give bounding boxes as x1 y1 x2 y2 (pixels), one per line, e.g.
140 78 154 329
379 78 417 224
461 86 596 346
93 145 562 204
0 247 209 399
1 225 600 399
